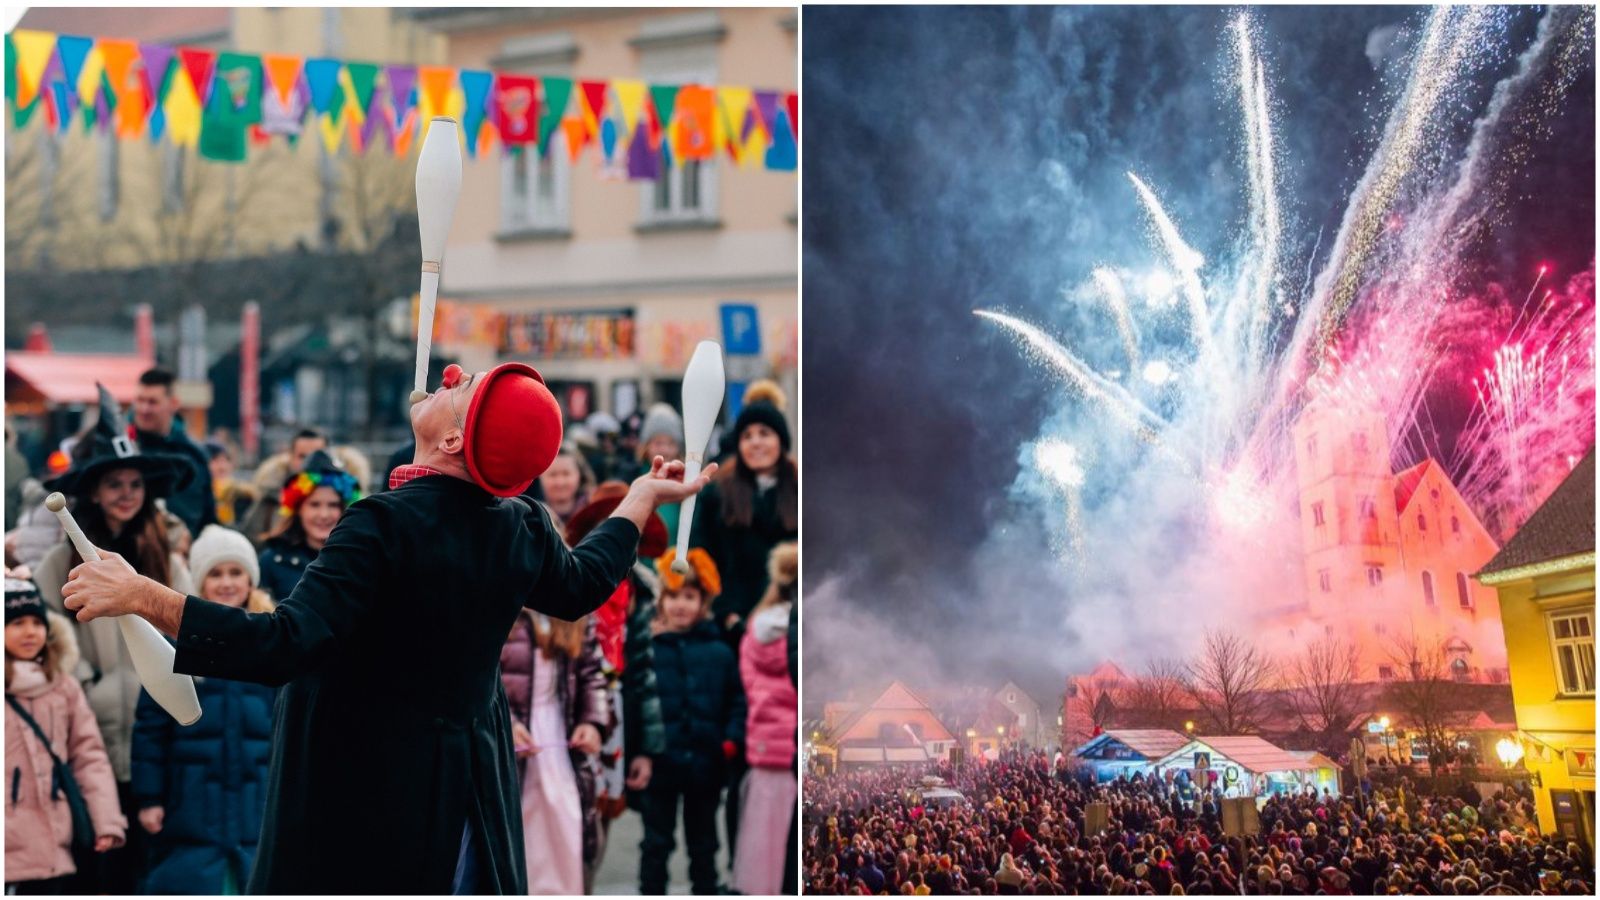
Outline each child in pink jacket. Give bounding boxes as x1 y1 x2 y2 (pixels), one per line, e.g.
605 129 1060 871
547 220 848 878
732 542 798 896
5 577 127 892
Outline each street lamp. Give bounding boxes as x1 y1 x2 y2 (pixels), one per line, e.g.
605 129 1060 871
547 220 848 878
1495 737 1524 769
1377 716 1395 762
1184 720 1195 733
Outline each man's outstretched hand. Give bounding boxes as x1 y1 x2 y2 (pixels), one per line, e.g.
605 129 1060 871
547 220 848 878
62 550 186 637
631 455 718 506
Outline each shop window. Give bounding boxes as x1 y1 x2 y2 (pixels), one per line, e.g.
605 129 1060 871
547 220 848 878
1548 610 1595 696
1421 571 1436 606
1455 572 1472 608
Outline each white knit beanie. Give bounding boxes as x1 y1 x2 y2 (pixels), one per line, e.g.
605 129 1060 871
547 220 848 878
639 403 684 446
188 525 261 588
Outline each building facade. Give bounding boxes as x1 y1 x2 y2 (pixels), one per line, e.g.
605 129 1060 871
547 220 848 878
407 8 798 429
1279 399 1508 683
1478 449 1595 851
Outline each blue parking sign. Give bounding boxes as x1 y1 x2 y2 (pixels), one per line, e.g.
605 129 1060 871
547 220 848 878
720 303 762 355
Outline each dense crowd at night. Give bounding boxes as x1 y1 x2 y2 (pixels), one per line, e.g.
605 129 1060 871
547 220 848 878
802 752 1594 895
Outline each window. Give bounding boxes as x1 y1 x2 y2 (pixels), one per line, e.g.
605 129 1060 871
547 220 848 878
1450 658 1471 682
1422 572 1436 606
161 145 187 214
1451 516 1461 535
1318 569 1332 593
1367 566 1383 587
1007 691 1016 704
1417 513 1427 532
642 147 717 225
97 128 119 221
500 137 572 233
1455 572 1472 608
1548 610 1595 696
1311 502 1325 527
1431 488 1440 501
1360 497 1377 520
1378 665 1395 680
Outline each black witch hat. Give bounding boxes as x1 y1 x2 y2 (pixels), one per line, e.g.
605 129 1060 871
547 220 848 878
43 384 194 499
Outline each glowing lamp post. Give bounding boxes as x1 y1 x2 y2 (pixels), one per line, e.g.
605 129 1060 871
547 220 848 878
1496 737 1524 769
1185 720 1195 734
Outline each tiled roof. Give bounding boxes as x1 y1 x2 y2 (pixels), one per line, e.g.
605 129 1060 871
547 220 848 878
17 8 231 43
1092 729 1191 759
1479 449 1595 577
1393 459 1435 513
1178 736 1319 775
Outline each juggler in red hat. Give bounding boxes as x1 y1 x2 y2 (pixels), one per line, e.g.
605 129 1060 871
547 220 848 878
456 362 564 496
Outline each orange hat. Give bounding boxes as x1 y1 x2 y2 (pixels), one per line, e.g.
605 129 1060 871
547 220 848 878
656 547 721 597
566 480 669 557
459 362 564 497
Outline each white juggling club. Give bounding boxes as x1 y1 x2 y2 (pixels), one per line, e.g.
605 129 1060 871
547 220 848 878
411 116 463 405
45 493 201 725
672 341 726 574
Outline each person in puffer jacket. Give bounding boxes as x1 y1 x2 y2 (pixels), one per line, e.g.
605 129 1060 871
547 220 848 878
131 527 278 894
5 578 127 893
640 548 745 895
498 607 608 895
732 542 797 896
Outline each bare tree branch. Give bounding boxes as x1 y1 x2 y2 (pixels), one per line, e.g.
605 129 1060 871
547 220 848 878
1184 629 1277 735
1285 636 1366 748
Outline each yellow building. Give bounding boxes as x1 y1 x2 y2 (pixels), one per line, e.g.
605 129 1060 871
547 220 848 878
1477 448 1595 851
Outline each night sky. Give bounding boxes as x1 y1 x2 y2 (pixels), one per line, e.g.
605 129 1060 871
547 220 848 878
800 5 1594 707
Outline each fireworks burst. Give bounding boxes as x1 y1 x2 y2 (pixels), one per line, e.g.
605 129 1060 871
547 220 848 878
979 6 1593 573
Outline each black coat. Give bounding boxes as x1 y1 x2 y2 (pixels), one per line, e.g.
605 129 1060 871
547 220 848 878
257 538 316 603
650 620 746 788
170 474 640 894
130 677 277 894
689 477 797 627
135 426 217 536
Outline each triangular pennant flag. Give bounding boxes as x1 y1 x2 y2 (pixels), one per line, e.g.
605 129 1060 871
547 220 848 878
717 86 753 163
493 73 539 145
649 83 678 146
52 80 77 134
303 58 341 115
626 119 660 181
41 79 59 131
199 52 261 162
56 35 94 95
13 90 40 130
611 79 646 137
139 43 177 106
417 66 455 120
672 85 717 161
600 116 618 160
10 30 56 110
261 75 308 138
561 116 588 163
785 92 798 139
94 70 116 134
262 54 304 105
752 90 780 135
393 107 417 156
318 107 345 154
537 76 572 157
178 47 217 108
740 112 769 168
477 119 497 158
346 62 379 119
163 63 202 146
98 39 148 138
578 79 608 135
765 110 795 171
360 82 390 149
5 34 15 108
75 42 104 124
345 108 364 155
444 84 467 141
458 69 494 152
386 65 416 123
336 66 362 125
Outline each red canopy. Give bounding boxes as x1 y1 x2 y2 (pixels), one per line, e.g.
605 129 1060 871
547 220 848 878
5 351 151 407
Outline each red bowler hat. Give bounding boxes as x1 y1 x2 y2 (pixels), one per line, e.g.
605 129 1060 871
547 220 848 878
567 480 669 557
459 362 564 497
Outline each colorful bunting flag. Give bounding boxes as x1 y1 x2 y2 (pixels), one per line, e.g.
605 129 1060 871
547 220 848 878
4 28 797 174
537 76 572 158
494 72 539 145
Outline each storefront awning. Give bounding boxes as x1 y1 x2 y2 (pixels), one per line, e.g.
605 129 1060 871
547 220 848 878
5 352 151 407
